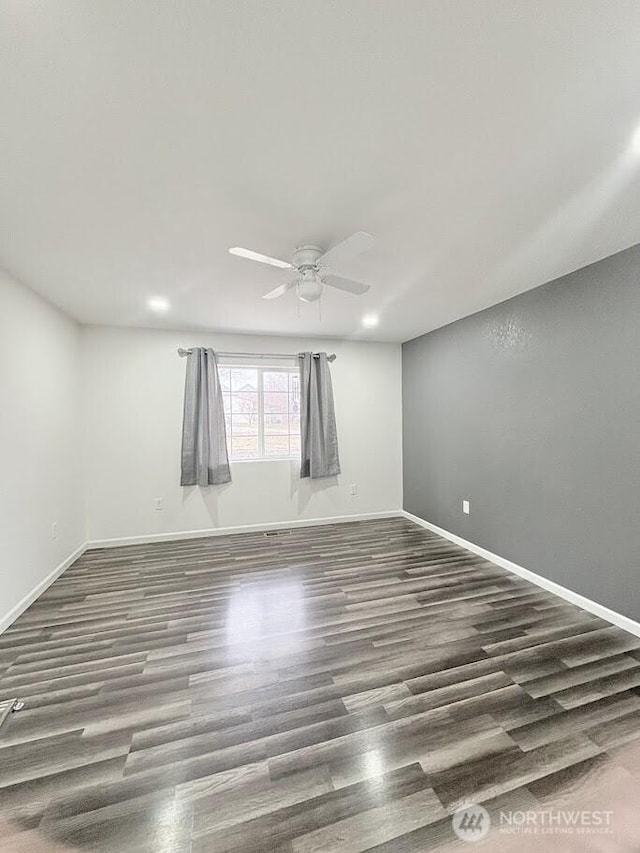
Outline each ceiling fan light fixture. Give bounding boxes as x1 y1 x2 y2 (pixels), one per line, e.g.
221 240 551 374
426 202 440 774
296 270 323 302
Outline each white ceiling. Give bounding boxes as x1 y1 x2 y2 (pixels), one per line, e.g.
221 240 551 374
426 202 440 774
3 1 640 342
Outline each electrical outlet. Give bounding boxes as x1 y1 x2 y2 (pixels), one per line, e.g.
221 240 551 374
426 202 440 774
462 500 470 515
349 484 358 496
51 522 58 540
154 497 164 511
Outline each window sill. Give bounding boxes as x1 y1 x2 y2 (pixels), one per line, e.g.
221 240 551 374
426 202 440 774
230 457 300 465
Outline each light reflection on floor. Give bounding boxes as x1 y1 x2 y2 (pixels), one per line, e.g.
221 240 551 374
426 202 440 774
224 579 306 661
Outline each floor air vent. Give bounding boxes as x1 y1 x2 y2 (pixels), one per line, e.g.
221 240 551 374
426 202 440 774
264 529 293 537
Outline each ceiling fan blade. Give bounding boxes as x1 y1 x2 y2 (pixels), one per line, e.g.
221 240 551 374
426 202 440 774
229 247 292 269
262 281 297 300
322 274 370 295
318 231 373 270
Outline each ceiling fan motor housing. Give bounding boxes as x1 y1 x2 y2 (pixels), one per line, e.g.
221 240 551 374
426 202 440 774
292 245 323 269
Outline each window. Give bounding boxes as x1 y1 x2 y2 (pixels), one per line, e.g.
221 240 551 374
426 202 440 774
218 364 301 461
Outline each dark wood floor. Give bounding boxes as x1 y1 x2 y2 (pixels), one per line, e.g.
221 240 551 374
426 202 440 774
1 518 640 852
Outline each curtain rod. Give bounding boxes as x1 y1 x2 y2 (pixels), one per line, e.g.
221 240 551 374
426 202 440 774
177 348 336 361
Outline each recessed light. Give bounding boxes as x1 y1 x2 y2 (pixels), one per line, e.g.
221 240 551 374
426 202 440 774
148 297 170 313
362 313 379 328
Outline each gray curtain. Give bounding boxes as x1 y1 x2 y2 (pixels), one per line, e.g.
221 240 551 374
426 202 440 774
298 352 341 479
180 348 231 486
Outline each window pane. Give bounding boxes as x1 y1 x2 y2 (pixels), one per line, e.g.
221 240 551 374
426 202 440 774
231 434 258 458
264 434 291 456
218 367 231 393
230 368 258 392
263 392 288 414
223 394 231 414
233 424 258 437
231 393 258 415
264 414 289 434
289 372 301 404
289 413 300 432
289 432 301 454
264 371 288 392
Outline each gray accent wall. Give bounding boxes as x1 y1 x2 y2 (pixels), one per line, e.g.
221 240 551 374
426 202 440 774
403 243 640 621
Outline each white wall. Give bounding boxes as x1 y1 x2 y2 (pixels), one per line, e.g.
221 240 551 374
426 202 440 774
82 325 402 543
0 271 84 628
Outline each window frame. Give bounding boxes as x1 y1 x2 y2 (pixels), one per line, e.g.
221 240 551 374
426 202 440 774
219 360 301 463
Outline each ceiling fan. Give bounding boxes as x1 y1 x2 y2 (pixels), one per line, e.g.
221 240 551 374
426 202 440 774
228 231 374 303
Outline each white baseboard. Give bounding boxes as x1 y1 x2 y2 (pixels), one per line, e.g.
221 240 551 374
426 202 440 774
0 542 88 636
87 510 403 550
402 510 640 639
